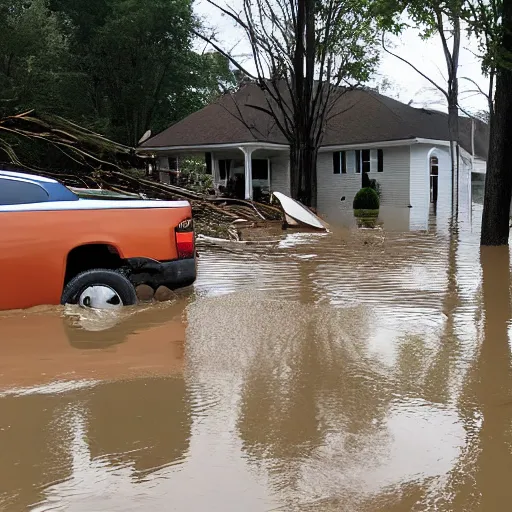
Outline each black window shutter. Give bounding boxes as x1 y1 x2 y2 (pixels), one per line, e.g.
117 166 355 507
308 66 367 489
355 150 361 173
341 151 346 173
333 152 340 174
378 149 383 172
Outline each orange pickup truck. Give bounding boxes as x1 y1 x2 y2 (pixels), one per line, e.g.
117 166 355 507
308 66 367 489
0 170 196 311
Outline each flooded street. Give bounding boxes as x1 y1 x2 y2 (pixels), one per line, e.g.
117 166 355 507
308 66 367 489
2 190 512 511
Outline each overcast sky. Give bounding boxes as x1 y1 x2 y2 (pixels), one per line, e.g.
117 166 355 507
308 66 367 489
194 0 490 117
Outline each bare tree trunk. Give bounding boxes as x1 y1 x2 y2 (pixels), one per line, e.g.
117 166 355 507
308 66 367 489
480 69 512 245
290 142 318 208
448 105 459 215
286 0 319 208
481 0 512 245
444 9 460 218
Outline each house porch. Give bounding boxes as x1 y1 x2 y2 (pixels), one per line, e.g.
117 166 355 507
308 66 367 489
154 144 290 200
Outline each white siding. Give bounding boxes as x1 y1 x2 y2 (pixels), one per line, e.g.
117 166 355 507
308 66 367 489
458 149 473 223
375 146 410 206
270 156 290 195
316 146 410 218
317 152 360 217
409 145 430 213
410 144 452 207
410 144 452 233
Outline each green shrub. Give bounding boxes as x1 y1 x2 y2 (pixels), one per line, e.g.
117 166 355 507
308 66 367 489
354 208 379 218
353 187 380 210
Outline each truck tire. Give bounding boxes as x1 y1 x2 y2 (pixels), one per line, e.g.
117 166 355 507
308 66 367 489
61 269 138 308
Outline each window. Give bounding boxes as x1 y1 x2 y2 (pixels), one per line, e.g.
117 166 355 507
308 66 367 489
252 159 269 180
430 156 439 174
0 178 49 205
218 159 230 180
333 152 340 174
362 150 371 173
346 151 356 173
332 151 347 174
356 149 384 174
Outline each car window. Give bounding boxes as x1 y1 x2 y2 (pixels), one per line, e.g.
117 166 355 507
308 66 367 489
0 177 50 205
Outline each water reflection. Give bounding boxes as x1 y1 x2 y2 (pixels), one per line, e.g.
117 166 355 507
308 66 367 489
458 246 512 511
0 394 74 511
0 377 191 511
0 303 192 510
0 301 188 391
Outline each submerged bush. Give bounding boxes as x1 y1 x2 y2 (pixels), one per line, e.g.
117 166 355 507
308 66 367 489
353 187 380 210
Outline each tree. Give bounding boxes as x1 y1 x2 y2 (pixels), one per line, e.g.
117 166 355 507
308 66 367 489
48 0 200 145
463 0 512 245
0 0 236 148
194 0 379 207
379 0 463 214
0 0 78 118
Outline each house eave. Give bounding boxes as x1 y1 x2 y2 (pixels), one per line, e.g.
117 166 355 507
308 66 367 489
414 138 451 147
319 138 419 152
318 138 454 152
137 141 290 154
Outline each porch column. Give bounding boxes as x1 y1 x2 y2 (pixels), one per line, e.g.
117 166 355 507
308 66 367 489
212 154 219 183
240 147 254 200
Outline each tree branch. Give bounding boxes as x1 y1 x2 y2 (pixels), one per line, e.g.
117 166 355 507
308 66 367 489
191 29 257 80
382 34 449 100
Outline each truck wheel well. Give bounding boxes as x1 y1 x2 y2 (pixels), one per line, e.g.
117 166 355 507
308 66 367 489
65 244 124 285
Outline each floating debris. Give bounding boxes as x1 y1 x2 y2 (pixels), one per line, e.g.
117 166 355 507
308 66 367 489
273 192 329 231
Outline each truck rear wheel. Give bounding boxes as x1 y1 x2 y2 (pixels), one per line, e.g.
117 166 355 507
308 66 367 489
61 269 138 308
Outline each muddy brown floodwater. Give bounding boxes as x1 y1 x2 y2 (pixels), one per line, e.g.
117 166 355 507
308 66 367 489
1 192 512 511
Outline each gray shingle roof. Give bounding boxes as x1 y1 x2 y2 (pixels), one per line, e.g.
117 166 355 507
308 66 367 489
141 83 489 159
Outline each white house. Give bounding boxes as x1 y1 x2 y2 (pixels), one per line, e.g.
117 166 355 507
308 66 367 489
138 83 489 226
